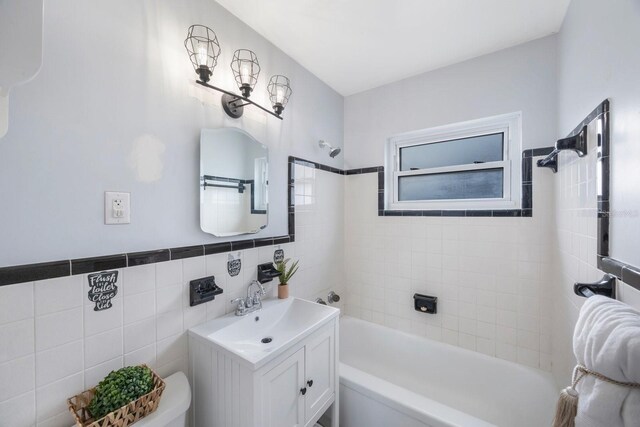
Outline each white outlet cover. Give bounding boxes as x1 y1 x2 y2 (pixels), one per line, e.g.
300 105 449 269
105 191 130 225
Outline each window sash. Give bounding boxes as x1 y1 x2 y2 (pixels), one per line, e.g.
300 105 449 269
398 132 506 171
392 161 511 205
385 112 521 211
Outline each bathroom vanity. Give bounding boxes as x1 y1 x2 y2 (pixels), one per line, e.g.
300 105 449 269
189 298 339 427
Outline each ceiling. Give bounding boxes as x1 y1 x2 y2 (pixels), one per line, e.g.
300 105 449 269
214 0 571 96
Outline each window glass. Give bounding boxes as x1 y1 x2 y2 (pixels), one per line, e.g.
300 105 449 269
398 169 503 201
399 133 504 171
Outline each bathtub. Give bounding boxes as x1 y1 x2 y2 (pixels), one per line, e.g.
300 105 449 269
339 316 558 427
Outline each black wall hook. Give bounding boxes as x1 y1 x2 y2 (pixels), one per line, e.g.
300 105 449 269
574 274 616 299
537 125 588 173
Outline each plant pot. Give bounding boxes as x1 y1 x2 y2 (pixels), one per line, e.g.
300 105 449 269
278 284 289 299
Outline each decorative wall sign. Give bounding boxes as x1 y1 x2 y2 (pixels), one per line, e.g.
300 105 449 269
87 270 119 311
274 249 284 263
227 259 241 277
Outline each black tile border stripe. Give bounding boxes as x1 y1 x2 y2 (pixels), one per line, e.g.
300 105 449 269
127 249 171 267
0 150 586 287
585 99 640 292
293 154 547 218
71 254 127 275
0 260 71 287
203 242 232 255
170 245 204 260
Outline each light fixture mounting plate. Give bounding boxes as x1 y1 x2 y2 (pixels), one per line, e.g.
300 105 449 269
221 94 244 119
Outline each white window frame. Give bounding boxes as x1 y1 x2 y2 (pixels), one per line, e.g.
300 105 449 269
384 112 522 211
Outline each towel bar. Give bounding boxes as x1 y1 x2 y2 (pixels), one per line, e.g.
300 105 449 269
574 274 616 299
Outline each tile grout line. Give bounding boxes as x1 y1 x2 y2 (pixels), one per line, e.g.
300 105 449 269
32 281 37 423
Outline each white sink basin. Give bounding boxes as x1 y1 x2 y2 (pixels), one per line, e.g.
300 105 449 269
189 297 339 369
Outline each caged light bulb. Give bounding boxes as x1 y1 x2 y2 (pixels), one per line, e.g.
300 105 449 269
197 45 208 67
240 65 251 85
276 87 285 104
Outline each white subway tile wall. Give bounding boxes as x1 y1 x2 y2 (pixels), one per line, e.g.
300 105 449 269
8 150 640 425
551 120 640 386
0 165 344 427
344 164 556 370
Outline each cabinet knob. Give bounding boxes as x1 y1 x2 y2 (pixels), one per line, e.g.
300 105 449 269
307 380 313 387
300 387 307 396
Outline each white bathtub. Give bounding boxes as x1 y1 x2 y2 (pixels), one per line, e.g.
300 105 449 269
339 316 558 427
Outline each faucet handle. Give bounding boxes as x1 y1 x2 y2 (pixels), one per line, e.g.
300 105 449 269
231 297 245 306
230 297 248 316
328 291 341 304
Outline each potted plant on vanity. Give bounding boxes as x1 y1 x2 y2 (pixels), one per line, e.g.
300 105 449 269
275 258 299 299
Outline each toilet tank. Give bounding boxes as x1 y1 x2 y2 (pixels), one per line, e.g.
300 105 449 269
125 371 191 427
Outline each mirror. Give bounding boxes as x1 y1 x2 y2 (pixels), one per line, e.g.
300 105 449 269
200 128 268 237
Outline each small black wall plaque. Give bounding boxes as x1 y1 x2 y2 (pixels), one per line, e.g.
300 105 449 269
88 271 119 311
228 259 241 277
274 249 285 263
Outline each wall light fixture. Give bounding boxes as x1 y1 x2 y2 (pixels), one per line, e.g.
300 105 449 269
185 25 292 120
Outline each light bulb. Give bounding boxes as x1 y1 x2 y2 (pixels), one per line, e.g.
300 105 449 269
197 45 208 67
240 65 250 85
276 87 285 104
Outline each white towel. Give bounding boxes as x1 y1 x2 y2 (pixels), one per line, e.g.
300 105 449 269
573 295 640 427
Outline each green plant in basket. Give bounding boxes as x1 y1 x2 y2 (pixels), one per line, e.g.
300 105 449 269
276 258 299 285
88 365 154 420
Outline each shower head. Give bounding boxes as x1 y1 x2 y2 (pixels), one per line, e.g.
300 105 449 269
319 140 342 158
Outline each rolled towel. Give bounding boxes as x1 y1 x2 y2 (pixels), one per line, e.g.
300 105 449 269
559 295 640 427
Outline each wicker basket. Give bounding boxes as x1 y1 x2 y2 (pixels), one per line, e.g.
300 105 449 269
67 365 166 427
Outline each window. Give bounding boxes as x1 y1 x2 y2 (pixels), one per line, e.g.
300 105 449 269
385 112 522 211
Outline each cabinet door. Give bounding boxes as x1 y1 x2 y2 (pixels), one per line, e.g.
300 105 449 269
304 326 335 422
260 347 305 427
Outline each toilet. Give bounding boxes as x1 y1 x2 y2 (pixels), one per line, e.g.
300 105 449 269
71 372 191 427
136 372 191 427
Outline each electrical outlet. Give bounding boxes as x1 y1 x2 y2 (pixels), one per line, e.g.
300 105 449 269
105 191 130 224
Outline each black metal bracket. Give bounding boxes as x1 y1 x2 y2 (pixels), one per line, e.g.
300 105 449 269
574 274 616 299
536 155 558 173
537 125 588 173
557 125 588 157
196 80 283 120
257 262 281 284
190 275 223 306
413 293 437 314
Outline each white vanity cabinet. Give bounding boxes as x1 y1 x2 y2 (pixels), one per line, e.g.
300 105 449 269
188 298 339 427
260 324 335 427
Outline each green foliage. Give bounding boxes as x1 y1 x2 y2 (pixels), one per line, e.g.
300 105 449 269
276 258 299 285
88 366 154 420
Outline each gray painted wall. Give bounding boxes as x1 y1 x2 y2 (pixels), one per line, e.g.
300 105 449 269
551 0 640 386
343 35 558 169
558 0 640 268
0 0 344 267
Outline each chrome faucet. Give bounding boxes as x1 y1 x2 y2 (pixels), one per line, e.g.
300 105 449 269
247 280 267 309
231 280 267 316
